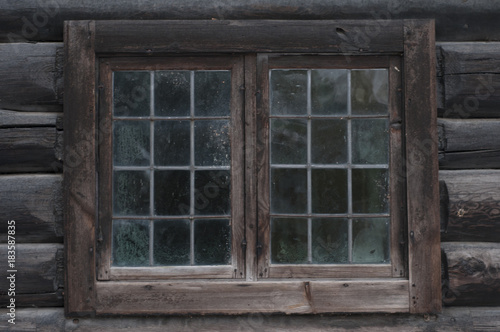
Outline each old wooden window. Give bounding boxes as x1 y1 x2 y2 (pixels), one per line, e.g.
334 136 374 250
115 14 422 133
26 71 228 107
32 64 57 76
64 20 440 316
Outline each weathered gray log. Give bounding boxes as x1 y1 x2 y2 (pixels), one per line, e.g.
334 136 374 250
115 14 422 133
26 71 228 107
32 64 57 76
0 109 62 128
438 118 500 169
2 0 500 42
440 170 500 242
442 242 500 307
438 42 500 118
0 175 63 243
0 43 63 112
0 126 62 173
1 307 500 331
0 244 64 307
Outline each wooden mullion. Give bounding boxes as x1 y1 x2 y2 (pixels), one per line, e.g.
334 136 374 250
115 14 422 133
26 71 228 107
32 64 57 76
63 20 97 316
403 19 441 314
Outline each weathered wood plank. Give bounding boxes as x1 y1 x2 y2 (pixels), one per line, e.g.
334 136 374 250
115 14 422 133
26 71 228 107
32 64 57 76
95 280 409 315
0 109 61 128
94 20 404 54
2 307 500 331
0 43 63 111
2 0 500 42
442 242 500 307
440 42 500 75
440 170 500 242
0 127 62 173
0 244 64 307
438 118 500 169
0 174 63 243
404 19 441 314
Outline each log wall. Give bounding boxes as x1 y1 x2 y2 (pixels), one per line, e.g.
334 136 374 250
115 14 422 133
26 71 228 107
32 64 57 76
0 7 500 329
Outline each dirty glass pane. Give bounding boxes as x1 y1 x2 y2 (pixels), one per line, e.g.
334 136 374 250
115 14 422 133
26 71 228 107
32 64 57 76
154 120 190 166
271 218 308 264
352 119 389 164
194 71 231 117
271 119 307 164
154 170 190 216
311 169 348 214
112 220 149 266
113 171 150 216
270 70 307 115
312 218 348 264
153 219 190 266
154 71 190 117
311 69 348 115
351 69 388 115
311 119 347 164
271 168 307 214
194 120 230 166
113 120 150 166
352 169 389 214
113 71 150 117
194 219 231 265
195 170 231 215
352 218 390 263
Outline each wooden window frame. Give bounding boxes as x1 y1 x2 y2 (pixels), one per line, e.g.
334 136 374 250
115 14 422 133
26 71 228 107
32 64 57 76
64 20 440 316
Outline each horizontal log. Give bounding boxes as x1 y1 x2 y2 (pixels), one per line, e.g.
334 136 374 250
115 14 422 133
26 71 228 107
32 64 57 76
1 307 500 331
440 42 500 75
0 244 64 307
0 109 61 128
0 127 62 173
442 242 500 306
438 118 500 169
0 174 63 243
440 170 500 242
2 0 500 42
0 43 63 112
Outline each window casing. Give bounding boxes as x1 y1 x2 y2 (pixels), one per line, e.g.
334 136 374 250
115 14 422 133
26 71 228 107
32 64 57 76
64 20 440 316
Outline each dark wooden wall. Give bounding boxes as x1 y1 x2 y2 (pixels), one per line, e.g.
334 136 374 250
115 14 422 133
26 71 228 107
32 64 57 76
1 1 500 329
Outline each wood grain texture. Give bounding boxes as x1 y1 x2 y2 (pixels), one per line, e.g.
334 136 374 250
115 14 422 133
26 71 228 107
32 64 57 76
0 127 62 173
3 307 500 332
442 242 500 306
0 244 64 307
438 118 500 169
0 174 63 243
94 20 404 54
440 170 500 242
63 20 97 316
95 280 409 315
439 42 500 118
0 109 61 128
404 19 441 314
0 43 63 111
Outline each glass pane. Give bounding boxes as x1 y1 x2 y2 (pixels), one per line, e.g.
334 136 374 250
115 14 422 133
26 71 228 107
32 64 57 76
194 219 231 265
271 119 307 164
271 168 307 214
352 119 389 164
195 170 231 215
311 169 348 214
154 71 190 117
113 171 150 216
194 71 231 117
154 170 190 216
311 119 347 164
312 218 348 264
153 219 190 265
271 218 308 264
352 169 389 213
154 120 190 166
351 69 388 115
113 71 150 117
352 218 390 263
311 69 348 115
113 120 150 166
270 70 307 115
112 220 149 266
194 120 230 166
